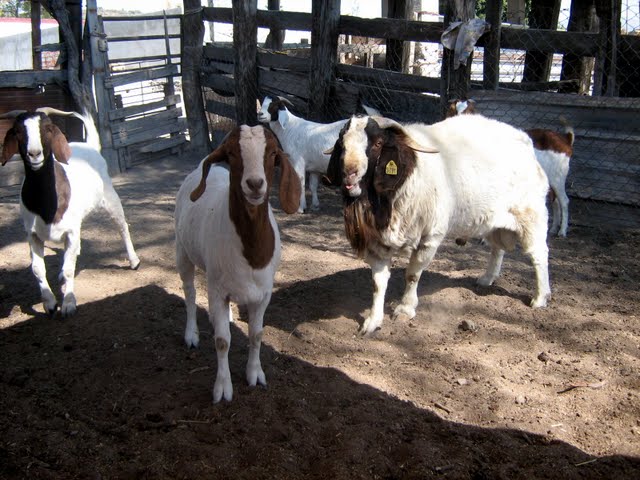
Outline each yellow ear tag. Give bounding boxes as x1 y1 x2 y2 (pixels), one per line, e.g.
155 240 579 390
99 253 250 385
385 160 398 176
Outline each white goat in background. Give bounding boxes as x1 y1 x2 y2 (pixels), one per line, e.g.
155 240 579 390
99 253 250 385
257 95 348 213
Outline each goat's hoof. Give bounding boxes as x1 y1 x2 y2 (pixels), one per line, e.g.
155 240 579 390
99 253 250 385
358 317 382 337
247 367 266 388
46 304 59 318
131 259 141 270
530 295 549 308
184 331 200 349
476 275 495 287
213 377 233 403
392 304 415 322
310 204 320 212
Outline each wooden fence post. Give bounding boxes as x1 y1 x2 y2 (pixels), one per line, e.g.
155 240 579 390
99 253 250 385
233 0 258 125
309 0 341 121
483 0 502 90
182 0 210 153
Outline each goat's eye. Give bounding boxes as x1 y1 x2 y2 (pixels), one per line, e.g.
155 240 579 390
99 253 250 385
374 139 383 148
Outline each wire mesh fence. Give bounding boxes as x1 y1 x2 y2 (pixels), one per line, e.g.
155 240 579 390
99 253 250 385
201 1 640 230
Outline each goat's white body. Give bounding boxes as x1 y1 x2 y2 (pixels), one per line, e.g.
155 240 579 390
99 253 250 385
349 114 551 334
20 132 139 318
175 164 280 304
264 111 346 212
175 161 279 402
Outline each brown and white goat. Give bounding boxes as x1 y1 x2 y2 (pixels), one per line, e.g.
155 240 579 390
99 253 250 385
1 109 140 317
324 114 550 335
174 124 300 403
447 98 574 236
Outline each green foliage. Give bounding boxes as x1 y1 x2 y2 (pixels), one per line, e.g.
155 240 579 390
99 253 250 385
0 0 51 18
0 0 29 17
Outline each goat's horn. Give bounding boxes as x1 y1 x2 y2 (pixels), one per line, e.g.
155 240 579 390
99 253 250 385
35 107 84 122
0 110 26 119
277 96 294 108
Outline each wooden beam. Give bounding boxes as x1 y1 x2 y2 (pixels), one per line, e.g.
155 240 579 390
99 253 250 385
233 0 259 125
0 70 65 88
308 0 340 122
108 94 182 120
31 0 42 70
483 0 502 90
182 0 210 153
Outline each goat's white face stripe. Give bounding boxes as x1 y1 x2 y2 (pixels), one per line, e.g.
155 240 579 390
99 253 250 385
341 117 370 196
24 116 45 170
257 97 271 123
239 125 268 205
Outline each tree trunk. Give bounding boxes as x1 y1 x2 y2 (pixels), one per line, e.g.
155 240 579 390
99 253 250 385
522 0 561 84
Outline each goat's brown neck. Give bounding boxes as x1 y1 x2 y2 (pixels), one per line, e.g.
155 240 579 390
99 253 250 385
229 185 275 270
21 156 70 224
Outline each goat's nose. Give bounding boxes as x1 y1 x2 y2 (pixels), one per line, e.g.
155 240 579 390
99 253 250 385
29 150 42 158
345 170 357 183
246 178 265 193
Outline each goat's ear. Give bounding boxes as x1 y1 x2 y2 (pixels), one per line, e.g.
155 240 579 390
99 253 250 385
276 150 301 214
322 140 343 187
46 123 72 164
1 128 19 166
189 145 228 202
278 108 289 129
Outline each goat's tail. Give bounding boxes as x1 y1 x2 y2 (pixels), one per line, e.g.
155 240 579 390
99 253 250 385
36 106 102 151
558 116 575 147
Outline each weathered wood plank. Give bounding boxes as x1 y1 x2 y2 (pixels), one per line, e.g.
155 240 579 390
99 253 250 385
102 14 182 22
259 69 309 99
108 94 182 120
112 107 183 135
205 99 236 119
112 118 187 147
181 0 210 153
138 135 187 153
309 0 340 122
106 34 181 42
201 73 235 95
233 0 259 125
0 70 66 89
105 64 179 88
336 63 440 93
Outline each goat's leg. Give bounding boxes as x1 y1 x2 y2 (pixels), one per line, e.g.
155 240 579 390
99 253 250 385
360 256 391 336
477 246 505 286
520 219 551 308
102 184 140 269
209 286 233 403
245 292 270 388
28 233 57 316
293 160 306 213
393 241 440 321
556 187 570 237
59 231 81 317
176 241 198 348
308 173 320 211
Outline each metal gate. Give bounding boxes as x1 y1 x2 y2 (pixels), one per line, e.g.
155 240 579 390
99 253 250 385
87 4 187 173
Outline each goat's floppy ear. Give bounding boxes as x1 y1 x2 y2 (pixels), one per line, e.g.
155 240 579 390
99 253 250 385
374 116 439 154
276 150 301 214
1 128 19 166
44 123 72 164
189 144 228 202
278 108 289 129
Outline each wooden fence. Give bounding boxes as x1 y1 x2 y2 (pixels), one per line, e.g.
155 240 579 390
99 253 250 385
181 1 640 208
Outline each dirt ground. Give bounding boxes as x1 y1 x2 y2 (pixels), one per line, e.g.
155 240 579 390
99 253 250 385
1 153 639 480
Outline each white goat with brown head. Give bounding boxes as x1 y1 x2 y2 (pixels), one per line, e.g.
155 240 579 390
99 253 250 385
1 108 140 317
174 124 300 403
324 114 551 335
